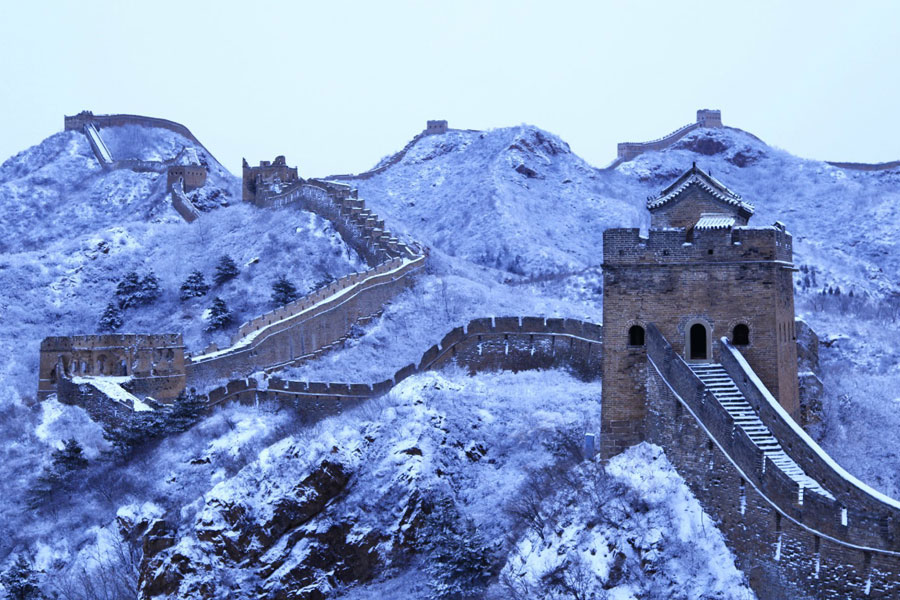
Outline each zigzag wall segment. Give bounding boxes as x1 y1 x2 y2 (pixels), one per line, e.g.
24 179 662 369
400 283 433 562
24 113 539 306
200 316 602 410
41 156 425 403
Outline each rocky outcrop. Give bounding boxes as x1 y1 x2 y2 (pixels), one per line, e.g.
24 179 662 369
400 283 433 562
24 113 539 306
138 455 425 599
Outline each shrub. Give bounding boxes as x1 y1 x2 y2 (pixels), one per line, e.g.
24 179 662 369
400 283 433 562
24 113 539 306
213 255 240 285
206 297 232 331
271 275 299 306
98 303 123 332
180 270 209 301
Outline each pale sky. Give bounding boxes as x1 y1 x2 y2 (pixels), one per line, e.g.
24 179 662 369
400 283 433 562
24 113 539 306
2 1 898 176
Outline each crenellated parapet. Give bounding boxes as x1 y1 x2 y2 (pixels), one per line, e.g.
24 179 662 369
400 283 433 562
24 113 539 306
616 109 724 162
38 334 186 401
645 324 900 597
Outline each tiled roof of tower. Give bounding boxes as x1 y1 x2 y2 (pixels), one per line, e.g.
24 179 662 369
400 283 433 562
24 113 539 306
647 163 755 214
695 213 737 230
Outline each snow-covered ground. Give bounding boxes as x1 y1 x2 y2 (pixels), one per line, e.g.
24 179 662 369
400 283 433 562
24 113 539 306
9 368 750 599
2 116 899 598
0 126 366 396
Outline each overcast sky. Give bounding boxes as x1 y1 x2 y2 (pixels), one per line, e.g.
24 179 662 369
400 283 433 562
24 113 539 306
2 1 898 176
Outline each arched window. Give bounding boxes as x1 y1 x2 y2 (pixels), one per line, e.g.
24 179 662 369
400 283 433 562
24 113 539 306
689 323 708 360
733 323 750 346
628 325 645 347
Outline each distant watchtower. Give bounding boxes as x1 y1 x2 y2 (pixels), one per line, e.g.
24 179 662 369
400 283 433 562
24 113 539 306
424 120 448 135
242 155 301 204
600 164 799 458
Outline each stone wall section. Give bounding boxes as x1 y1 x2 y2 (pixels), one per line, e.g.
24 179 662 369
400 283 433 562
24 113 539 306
645 324 900 598
185 256 425 385
202 316 602 410
616 109 724 161
601 226 799 459
39 334 186 401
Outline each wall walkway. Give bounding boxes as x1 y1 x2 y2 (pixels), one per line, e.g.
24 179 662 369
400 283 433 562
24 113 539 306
645 323 900 598
201 316 602 413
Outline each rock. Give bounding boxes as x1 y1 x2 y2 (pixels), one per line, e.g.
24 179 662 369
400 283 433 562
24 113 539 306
515 163 539 178
675 136 728 156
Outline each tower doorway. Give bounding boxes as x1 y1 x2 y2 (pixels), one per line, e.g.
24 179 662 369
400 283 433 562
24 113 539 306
689 323 708 361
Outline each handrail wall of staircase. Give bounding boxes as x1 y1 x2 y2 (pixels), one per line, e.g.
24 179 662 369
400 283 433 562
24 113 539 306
646 323 900 552
720 338 900 538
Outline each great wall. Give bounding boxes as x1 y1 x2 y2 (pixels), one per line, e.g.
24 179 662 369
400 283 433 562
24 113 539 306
39 110 900 598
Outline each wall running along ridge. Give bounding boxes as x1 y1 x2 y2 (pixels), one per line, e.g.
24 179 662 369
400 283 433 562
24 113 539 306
644 324 900 598
40 159 425 402
200 316 602 412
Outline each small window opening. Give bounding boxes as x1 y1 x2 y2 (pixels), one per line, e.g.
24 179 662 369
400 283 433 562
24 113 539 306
707 248 714 255
733 323 750 346
628 325 645 347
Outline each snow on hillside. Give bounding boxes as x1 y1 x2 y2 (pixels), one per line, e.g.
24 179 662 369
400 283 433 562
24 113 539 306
348 127 644 276
0 125 237 251
348 124 900 299
0 202 365 396
620 126 900 298
0 127 365 397
2 367 750 599
2 116 899 597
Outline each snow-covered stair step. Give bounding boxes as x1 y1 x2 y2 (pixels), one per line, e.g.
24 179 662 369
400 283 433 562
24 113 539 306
689 363 834 500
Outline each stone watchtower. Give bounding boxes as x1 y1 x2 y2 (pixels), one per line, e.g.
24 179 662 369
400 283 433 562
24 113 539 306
600 164 799 458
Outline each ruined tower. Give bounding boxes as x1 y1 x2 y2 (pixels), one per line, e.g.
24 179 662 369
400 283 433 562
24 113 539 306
600 164 799 458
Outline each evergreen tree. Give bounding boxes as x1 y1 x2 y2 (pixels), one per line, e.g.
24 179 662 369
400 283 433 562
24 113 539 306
180 270 210 300
115 272 142 309
0 555 43 600
53 439 89 472
26 439 89 509
137 272 161 305
213 255 240 285
98 302 124 331
164 389 207 433
103 411 166 458
422 496 496 600
206 297 232 331
271 275 299 306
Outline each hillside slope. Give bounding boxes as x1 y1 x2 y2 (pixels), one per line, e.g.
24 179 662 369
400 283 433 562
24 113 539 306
346 125 900 297
0 124 237 250
348 127 644 276
0 128 365 396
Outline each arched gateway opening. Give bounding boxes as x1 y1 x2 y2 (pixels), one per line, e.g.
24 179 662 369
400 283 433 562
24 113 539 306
689 323 708 361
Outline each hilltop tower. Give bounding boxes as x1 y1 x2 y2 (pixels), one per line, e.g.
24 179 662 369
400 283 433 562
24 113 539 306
242 155 301 204
601 164 799 459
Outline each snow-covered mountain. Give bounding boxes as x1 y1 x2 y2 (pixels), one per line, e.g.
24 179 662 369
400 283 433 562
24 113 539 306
350 124 900 297
2 115 899 599
0 126 365 394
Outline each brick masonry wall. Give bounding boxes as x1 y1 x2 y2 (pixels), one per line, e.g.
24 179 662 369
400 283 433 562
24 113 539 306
204 316 602 411
601 226 799 460
39 334 186 401
644 325 900 598
185 257 425 386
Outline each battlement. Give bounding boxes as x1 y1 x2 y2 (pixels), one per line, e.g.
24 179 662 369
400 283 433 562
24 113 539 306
696 109 723 128
603 226 793 267
242 155 301 204
617 108 724 161
166 164 207 193
424 120 448 135
38 334 186 401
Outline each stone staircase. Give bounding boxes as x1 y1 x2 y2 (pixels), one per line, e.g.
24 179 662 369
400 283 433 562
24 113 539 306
689 363 834 500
